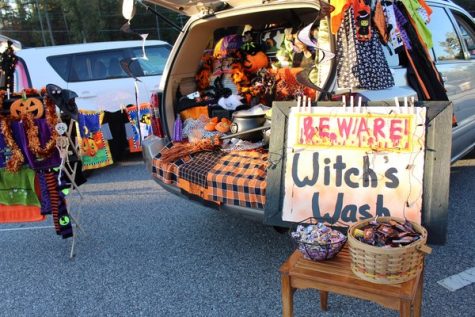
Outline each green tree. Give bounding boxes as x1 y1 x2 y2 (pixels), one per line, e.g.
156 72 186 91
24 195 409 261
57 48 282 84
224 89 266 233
60 0 103 43
0 0 186 47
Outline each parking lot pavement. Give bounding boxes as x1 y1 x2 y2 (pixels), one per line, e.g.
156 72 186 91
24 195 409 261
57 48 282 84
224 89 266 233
0 154 474 316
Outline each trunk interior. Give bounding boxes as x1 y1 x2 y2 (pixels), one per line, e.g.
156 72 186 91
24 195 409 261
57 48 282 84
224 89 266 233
163 4 333 135
153 3 334 213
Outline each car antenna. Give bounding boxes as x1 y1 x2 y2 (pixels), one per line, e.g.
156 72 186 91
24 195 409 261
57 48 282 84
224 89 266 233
136 0 184 33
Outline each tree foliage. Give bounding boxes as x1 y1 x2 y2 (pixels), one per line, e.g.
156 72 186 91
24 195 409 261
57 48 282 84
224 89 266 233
0 0 185 48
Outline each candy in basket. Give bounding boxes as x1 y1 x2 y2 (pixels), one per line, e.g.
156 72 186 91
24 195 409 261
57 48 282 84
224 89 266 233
290 218 347 261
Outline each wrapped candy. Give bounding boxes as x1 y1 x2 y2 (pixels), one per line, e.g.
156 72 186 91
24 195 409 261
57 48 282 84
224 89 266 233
291 221 347 261
355 218 422 247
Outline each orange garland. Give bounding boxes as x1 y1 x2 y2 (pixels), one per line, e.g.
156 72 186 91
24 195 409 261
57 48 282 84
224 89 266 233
21 94 59 159
0 115 24 173
0 90 5 110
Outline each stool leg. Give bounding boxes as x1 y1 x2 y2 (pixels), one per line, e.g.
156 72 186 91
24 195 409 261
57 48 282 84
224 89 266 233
281 274 294 317
319 291 328 311
399 300 411 317
413 274 424 317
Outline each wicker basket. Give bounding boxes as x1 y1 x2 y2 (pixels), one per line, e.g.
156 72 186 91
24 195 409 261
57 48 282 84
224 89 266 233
348 217 432 285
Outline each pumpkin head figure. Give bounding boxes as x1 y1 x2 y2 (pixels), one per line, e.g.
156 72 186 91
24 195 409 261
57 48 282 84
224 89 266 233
92 132 105 149
10 97 44 120
82 137 98 157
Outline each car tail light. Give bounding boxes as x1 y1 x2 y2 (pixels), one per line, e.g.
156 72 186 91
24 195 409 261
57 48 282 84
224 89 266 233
150 92 165 138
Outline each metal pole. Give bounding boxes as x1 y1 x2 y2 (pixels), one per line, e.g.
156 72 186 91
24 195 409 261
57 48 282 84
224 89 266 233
62 9 71 42
44 0 55 45
154 4 161 40
34 0 48 46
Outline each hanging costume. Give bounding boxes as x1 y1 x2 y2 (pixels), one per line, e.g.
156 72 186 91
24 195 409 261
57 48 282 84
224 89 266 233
395 1 447 101
336 7 394 90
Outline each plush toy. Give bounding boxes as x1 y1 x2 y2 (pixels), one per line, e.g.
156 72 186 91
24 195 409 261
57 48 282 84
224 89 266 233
195 51 214 91
243 51 269 74
218 94 243 111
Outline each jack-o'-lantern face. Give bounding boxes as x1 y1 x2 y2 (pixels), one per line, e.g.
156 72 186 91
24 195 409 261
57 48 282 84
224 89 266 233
82 138 97 157
10 97 44 119
92 133 105 149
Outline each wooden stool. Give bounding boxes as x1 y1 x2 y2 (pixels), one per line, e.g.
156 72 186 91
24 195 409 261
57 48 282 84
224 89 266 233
279 245 423 317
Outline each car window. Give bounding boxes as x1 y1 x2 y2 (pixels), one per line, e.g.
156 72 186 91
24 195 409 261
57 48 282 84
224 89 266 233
46 55 71 81
72 49 129 81
452 11 475 57
429 6 464 61
47 45 170 83
130 45 171 76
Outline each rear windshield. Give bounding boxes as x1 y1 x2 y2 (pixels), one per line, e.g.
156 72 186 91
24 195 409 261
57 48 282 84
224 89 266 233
46 44 171 82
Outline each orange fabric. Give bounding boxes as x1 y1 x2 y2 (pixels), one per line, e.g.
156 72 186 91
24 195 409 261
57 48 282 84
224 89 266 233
331 0 351 34
179 106 209 120
373 0 388 43
418 0 432 17
404 46 430 100
0 205 45 223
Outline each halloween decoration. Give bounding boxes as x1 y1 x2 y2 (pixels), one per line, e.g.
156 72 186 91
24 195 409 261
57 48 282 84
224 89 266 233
0 40 18 93
243 51 269 74
46 84 79 121
354 0 372 41
160 135 221 164
0 90 5 111
10 97 44 120
22 95 59 159
173 115 183 142
0 116 24 173
77 110 113 170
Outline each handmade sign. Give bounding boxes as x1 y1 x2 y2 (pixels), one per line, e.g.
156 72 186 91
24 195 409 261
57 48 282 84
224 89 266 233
282 106 426 226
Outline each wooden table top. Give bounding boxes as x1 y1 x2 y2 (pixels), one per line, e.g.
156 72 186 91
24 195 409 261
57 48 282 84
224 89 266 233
279 244 421 301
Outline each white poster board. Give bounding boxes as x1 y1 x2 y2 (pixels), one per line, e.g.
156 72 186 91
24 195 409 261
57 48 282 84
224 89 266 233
282 106 426 225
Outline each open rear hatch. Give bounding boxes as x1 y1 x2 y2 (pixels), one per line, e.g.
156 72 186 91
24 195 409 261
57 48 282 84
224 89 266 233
145 1 336 216
144 0 276 16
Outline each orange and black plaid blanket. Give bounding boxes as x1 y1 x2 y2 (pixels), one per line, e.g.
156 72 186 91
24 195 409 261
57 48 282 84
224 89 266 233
152 142 192 186
206 151 268 209
152 143 268 209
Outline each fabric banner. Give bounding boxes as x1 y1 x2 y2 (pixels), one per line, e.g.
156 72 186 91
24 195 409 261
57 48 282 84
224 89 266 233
282 106 426 226
0 167 44 223
77 110 113 170
124 103 153 153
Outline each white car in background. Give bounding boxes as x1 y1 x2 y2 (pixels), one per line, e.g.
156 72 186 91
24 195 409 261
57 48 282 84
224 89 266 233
14 40 171 112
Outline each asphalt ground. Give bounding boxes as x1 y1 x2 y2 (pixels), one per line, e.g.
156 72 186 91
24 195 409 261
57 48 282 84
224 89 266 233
0 153 474 316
